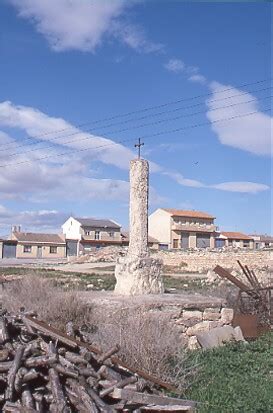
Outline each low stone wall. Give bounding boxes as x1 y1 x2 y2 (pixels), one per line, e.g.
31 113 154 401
154 250 272 273
173 307 234 348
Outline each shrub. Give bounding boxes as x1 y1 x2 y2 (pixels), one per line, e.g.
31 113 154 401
87 307 192 392
2 275 92 331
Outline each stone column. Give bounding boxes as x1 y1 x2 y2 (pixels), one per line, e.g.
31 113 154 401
128 159 149 257
114 158 164 295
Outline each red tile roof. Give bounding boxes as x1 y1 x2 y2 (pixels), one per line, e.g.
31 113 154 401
163 209 215 219
12 232 65 244
221 232 253 240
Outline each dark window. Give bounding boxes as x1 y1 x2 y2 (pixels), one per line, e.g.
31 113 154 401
95 231 100 240
243 241 249 248
50 246 57 254
108 232 114 237
173 239 179 248
23 245 32 253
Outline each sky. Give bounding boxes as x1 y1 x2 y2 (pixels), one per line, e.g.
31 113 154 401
0 0 271 236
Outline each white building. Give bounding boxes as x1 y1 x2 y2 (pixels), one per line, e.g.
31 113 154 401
62 217 122 256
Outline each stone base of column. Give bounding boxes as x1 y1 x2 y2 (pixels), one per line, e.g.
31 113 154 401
114 255 164 295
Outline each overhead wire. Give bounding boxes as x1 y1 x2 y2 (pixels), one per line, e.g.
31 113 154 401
0 107 270 169
1 78 272 151
1 93 272 160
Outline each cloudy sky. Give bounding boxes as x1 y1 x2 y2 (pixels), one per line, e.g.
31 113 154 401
0 1 271 235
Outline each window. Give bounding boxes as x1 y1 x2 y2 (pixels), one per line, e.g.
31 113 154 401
85 230 90 235
108 232 114 238
173 239 179 249
243 241 249 248
23 245 32 253
95 231 100 240
49 246 57 254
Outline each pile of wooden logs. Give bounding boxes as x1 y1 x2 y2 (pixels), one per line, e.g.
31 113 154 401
0 309 195 412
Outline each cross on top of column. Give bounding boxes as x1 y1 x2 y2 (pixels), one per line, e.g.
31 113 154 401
134 138 144 159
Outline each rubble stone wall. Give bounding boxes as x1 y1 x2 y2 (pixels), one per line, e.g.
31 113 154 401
154 250 272 273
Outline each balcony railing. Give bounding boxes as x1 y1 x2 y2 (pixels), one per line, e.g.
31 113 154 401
171 223 216 233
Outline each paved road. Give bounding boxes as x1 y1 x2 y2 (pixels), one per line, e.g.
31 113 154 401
0 258 67 267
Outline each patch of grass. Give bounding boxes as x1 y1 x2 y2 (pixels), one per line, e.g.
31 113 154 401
183 334 273 412
164 276 209 292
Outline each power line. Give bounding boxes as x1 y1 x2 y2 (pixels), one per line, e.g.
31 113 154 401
1 93 271 159
0 108 270 169
1 78 272 150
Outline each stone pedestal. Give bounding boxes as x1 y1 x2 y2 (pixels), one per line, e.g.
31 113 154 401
114 158 164 295
115 256 164 295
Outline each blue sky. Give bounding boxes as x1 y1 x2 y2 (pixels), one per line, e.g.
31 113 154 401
0 0 271 235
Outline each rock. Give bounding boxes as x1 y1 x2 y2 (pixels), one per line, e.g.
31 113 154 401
188 336 201 350
182 310 203 321
234 326 246 342
186 321 213 336
196 325 236 349
220 308 234 324
203 308 220 321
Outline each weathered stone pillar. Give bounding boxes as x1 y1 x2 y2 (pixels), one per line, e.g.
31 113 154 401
128 159 149 257
114 159 164 295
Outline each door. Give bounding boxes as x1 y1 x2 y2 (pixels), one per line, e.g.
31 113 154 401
37 246 42 258
3 242 17 258
67 240 78 256
181 233 189 249
196 233 210 248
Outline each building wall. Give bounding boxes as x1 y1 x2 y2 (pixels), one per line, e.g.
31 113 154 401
148 209 172 247
0 241 3 258
224 239 254 249
81 227 121 242
16 243 66 258
62 217 82 240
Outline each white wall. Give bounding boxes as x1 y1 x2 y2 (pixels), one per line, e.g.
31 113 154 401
62 217 82 240
148 209 171 246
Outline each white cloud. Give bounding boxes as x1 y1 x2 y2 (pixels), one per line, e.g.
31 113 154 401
0 206 68 232
163 172 204 188
210 181 270 194
0 100 134 170
206 82 272 156
164 59 185 73
165 171 269 194
7 0 161 53
188 74 207 85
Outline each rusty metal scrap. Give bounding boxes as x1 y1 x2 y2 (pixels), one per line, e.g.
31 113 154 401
0 310 196 412
214 262 273 337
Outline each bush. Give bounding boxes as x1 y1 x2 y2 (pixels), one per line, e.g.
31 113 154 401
87 307 193 392
2 275 92 331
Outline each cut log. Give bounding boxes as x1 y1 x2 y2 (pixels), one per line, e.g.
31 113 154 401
6 345 25 401
48 368 69 413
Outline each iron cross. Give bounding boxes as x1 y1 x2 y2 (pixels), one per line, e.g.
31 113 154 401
134 138 144 159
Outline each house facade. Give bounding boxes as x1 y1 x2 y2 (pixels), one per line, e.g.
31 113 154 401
148 208 216 249
249 234 273 249
10 232 66 258
217 232 254 249
121 232 159 250
62 217 122 255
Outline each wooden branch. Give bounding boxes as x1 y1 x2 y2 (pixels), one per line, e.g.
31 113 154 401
6 345 25 401
109 389 196 408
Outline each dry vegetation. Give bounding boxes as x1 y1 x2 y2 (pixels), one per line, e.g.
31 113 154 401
1 276 193 393
2 275 92 331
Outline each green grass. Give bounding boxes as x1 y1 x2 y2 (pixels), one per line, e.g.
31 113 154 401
183 334 273 413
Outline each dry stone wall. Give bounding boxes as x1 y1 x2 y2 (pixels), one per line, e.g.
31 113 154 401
154 250 272 273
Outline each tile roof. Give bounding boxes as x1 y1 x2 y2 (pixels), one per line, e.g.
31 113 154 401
221 232 253 240
12 232 66 244
163 209 215 219
75 218 121 229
